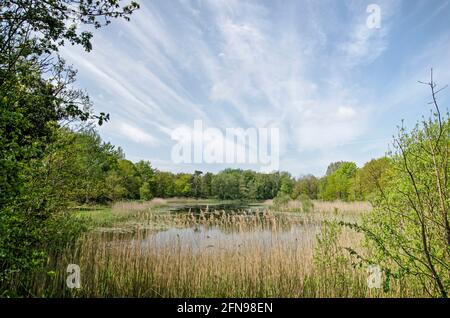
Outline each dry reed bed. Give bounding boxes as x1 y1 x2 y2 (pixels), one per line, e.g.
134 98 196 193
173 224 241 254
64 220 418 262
268 200 372 213
111 198 168 213
30 202 423 297
37 220 366 297
312 200 372 213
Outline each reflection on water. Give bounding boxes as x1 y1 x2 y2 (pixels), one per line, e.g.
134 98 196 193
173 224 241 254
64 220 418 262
129 224 320 253
104 201 323 253
167 202 265 214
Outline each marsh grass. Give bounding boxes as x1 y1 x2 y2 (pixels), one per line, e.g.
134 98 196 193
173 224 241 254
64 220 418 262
267 199 371 216
28 201 426 298
312 200 372 214
111 198 168 212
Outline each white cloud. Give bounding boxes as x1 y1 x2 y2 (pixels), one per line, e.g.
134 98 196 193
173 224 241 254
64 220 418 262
118 122 159 146
60 0 450 176
339 0 399 66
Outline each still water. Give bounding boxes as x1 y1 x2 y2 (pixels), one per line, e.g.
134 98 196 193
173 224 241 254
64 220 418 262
112 201 320 253
136 225 319 253
166 201 266 214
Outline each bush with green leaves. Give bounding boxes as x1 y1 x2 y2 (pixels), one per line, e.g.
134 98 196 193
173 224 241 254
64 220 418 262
345 72 449 298
313 220 360 296
273 193 291 207
319 162 358 201
0 0 139 296
298 194 314 213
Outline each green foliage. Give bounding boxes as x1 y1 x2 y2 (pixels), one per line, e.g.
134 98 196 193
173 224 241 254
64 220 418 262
317 159 392 202
209 169 291 201
0 0 139 295
298 194 314 213
325 161 351 176
314 220 343 267
351 158 392 201
319 162 358 201
0 130 90 295
200 172 213 198
279 172 294 197
135 161 155 193
211 170 241 200
139 182 153 201
273 193 291 207
116 160 141 199
1 0 139 55
189 170 203 198
313 220 354 294
174 174 192 197
3 2 445 298
104 171 127 201
153 171 175 198
348 76 450 298
42 128 123 204
292 175 319 199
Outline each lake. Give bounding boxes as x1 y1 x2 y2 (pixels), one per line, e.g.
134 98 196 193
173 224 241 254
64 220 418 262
166 201 267 214
133 224 320 253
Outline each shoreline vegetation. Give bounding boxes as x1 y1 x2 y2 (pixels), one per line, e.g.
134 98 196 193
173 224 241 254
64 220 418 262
1 1 448 298
24 199 423 297
32 199 381 298
72 198 372 234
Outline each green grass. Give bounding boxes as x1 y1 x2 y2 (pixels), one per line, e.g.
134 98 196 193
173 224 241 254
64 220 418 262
74 207 115 225
73 204 169 233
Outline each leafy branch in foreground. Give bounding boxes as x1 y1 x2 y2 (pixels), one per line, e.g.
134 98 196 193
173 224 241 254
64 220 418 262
0 0 139 296
342 69 449 298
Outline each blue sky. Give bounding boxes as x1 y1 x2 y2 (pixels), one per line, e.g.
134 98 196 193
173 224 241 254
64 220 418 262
62 0 450 177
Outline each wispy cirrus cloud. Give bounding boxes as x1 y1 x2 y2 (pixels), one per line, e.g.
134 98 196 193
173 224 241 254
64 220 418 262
118 122 159 146
61 0 450 176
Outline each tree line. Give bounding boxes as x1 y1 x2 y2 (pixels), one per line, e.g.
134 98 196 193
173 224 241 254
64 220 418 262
50 128 392 204
0 0 140 295
1 0 447 298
